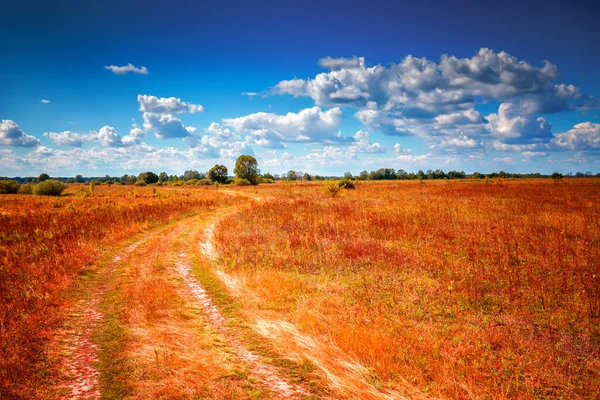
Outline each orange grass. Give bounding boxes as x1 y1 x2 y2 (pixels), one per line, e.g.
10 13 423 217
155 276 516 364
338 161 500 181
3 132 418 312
0 185 242 398
107 215 261 399
214 179 600 398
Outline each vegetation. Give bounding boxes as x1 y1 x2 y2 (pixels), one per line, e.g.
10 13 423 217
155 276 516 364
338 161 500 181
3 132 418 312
0 180 20 194
208 164 228 184
137 171 159 184
32 179 67 196
233 155 259 185
0 185 244 397
215 180 600 398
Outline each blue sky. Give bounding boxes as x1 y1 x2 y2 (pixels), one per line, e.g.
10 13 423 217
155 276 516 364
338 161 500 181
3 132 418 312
1 0 599 177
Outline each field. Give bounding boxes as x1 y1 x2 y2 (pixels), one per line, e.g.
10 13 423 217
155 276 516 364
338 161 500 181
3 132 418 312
1 180 599 399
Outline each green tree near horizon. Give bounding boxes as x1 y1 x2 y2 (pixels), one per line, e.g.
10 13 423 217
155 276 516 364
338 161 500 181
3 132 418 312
138 171 159 184
38 173 50 182
208 165 228 183
234 155 259 185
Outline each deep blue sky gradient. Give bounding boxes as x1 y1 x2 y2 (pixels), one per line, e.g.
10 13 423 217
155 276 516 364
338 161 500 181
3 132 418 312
1 0 599 175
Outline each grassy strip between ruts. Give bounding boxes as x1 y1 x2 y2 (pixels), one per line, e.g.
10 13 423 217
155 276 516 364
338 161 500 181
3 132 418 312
186 218 333 399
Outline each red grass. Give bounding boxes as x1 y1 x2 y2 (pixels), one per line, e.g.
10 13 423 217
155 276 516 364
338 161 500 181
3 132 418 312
0 185 240 398
214 179 600 398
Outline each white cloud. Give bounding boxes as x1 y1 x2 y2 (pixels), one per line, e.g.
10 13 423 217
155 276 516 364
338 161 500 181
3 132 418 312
142 113 194 139
552 122 600 150
40 99 51 104
96 126 126 147
104 63 149 75
122 125 146 146
44 131 88 147
435 109 485 125
272 48 600 152
486 103 552 144
437 134 481 149
223 106 350 144
318 56 365 71
242 92 259 99
272 79 308 97
351 130 386 153
521 151 547 157
0 120 40 147
137 94 203 114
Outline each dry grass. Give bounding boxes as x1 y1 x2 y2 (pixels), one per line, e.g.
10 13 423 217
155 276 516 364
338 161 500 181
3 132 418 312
214 179 600 399
106 215 261 399
0 185 243 398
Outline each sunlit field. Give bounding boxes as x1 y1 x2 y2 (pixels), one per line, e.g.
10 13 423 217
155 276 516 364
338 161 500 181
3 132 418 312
0 185 245 397
1 180 599 399
214 179 600 398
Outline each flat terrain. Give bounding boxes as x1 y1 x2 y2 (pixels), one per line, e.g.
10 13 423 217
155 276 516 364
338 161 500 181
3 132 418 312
1 180 599 399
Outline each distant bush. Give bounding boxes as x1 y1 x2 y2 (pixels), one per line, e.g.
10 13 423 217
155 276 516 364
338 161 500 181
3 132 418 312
337 178 356 189
552 172 563 180
171 180 184 186
232 178 252 186
225 178 234 185
198 179 213 186
0 180 20 194
134 181 147 186
322 181 342 198
18 184 34 195
185 179 199 185
33 180 67 196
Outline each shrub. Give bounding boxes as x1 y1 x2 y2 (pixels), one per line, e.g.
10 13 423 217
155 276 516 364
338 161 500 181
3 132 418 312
232 178 252 186
185 179 199 185
33 180 67 196
0 180 20 194
18 183 34 195
198 179 213 186
337 178 356 189
322 181 342 198
134 181 147 186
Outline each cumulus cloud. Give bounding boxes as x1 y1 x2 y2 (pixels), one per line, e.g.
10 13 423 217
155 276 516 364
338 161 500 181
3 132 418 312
552 122 600 150
40 99 51 104
223 106 350 144
272 48 600 151
122 125 146 146
437 134 481 149
138 94 203 114
435 109 485 125
486 103 553 144
104 63 149 75
44 131 88 147
0 120 40 147
351 130 386 153
142 113 194 139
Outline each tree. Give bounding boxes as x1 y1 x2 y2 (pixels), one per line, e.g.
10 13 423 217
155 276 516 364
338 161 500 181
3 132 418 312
183 170 201 181
159 172 169 183
208 165 228 183
234 155 259 185
286 170 298 181
38 173 50 182
551 172 563 180
138 171 159 184
75 174 84 183
343 172 354 180
302 173 312 181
